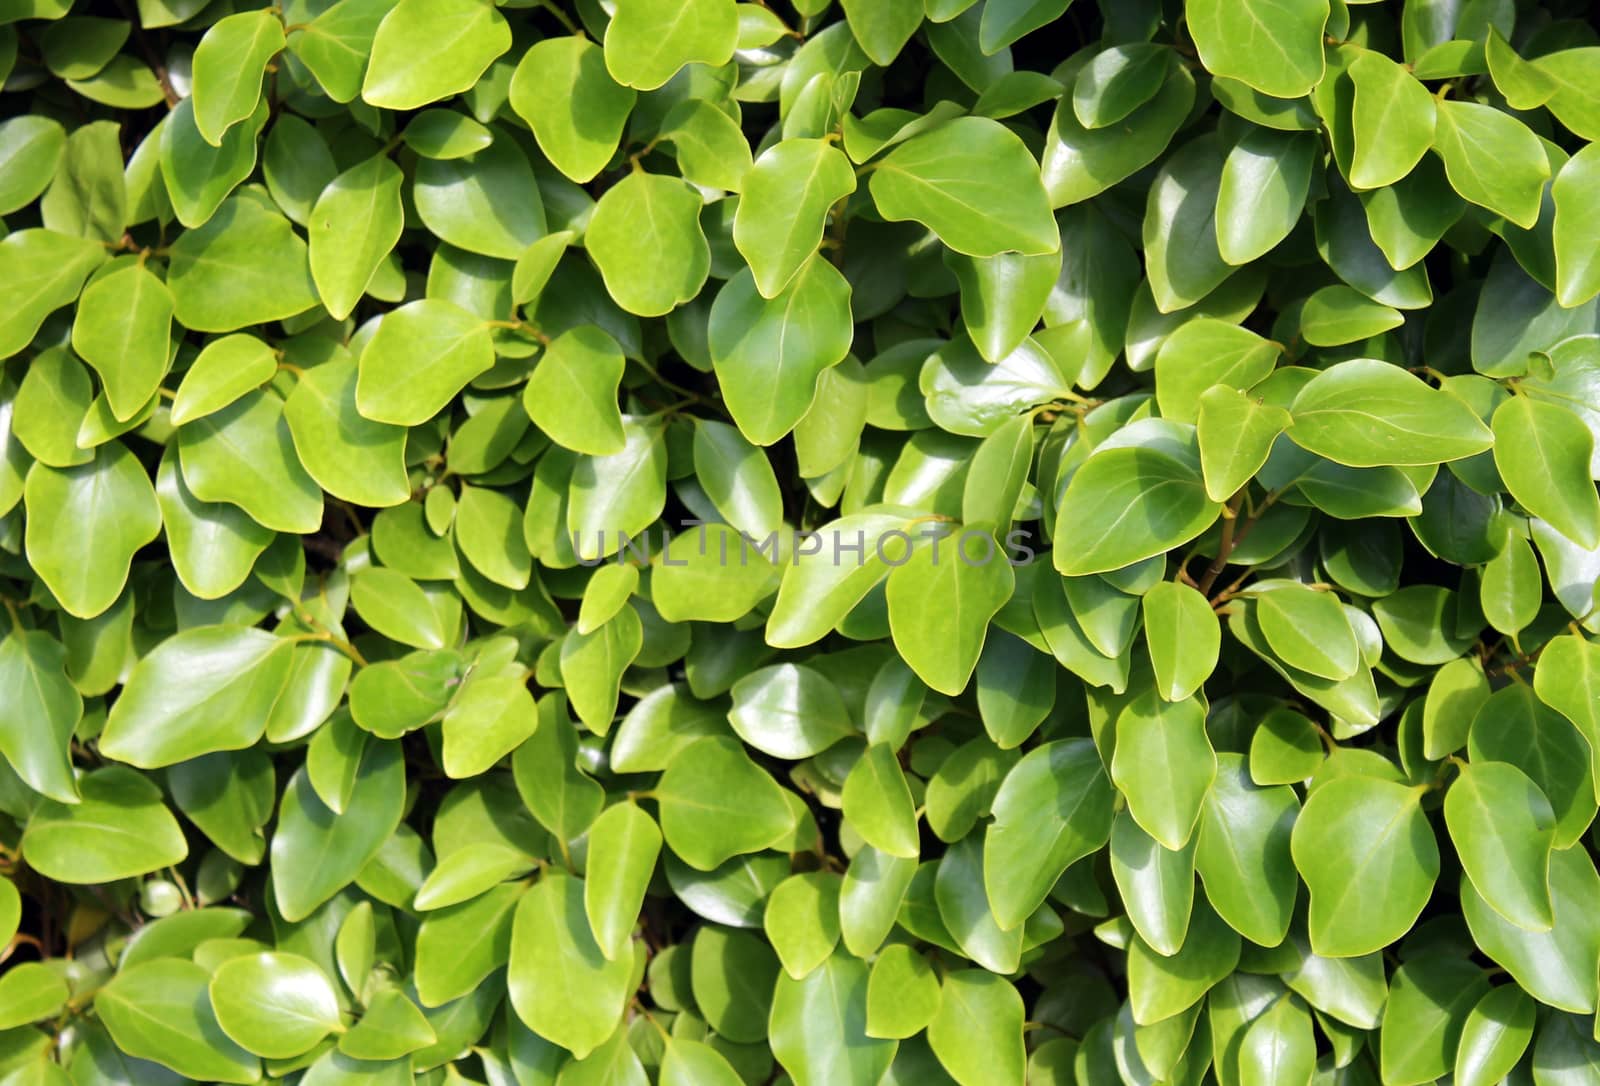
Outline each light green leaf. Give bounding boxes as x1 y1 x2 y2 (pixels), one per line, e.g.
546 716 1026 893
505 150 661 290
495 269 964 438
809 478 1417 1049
656 736 795 870
984 738 1114 929
733 138 855 299
95 959 259 1084
1216 126 1316 265
1445 760 1556 933
584 802 661 960
209 952 342 1059
524 324 626 456
309 153 404 321
1492 396 1600 548
361 0 510 110
1141 580 1219 702
177 389 325 533
284 358 409 508
926 970 1025 1086
1290 774 1439 957
1348 51 1435 190
769 951 897 1085
1553 143 1600 308
70 263 173 423
586 170 708 317
191 11 284 147
1187 0 1327 97
166 196 319 332
0 228 107 359
710 258 854 446
1288 359 1493 467
356 299 494 426
510 36 635 184
603 0 738 91
0 629 81 803
842 742 921 859
1054 446 1223 576
1431 100 1550 230
870 116 1058 257
99 625 293 768
24 442 160 619
508 872 633 1060
22 767 188 884
1196 386 1291 502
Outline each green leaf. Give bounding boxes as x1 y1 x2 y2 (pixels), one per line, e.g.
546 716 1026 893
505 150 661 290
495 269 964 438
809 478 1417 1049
172 334 281 425
1072 43 1170 129
159 97 268 229
1288 359 1493 467
1197 753 1299 947
1299 284 1404 346
1463 844 1600 1015
1143 136 1233 312
361 0 511 110
512 693 604 835
412 136 545 259
284 358 410 508
764 871 842 978
1054 446 1223 576
709 259 854 446
1379 954 1489 1086
22 766 188 884
886 529 1013 695
356 300 494 426
0 228 107 359
1290 774 1439 957
586 170 709 317
99 625 293 767
508 872 633 1060
209 952 342 1059
95 960 260 1084
1216 126 1317 265
870 117 1057 257
734 138 856 299
602 0 738 91
1553 143 1600 307
1348 51 1435 190
1196 386 1292 502
1110 809 1195 958
661 1039 745 1086
0 629 81 804
177 390 325 533
166 196 319 331
729 662 855 759
309 153 404 321
289 0 393 103
523 324 626 457
338 988 436 1061
1238 996 1315 1086
1187 0 1327 97
191 11 284 147
1154 317 1280 425
984 738 1114 929
271 745 405 921
1492 396 1600 549
70 263 173 423
0 962 68 1030
839 0 921 65
0 116 65 217
1141 580 1219 702
656 736 795 870
584 802 660 960
24 442 160 619
1254 582 1360 680
842 742 921 859
1042 63 1196 206
1445 760 1556 933
567 419 668 561
1126 897 1240 1024
865 944 940 1040
1454 984 1535 1086
927 971 1025 1086
510 36 635 184
769 952 897 1086
1111 691 1217 850
1431 100 1550 230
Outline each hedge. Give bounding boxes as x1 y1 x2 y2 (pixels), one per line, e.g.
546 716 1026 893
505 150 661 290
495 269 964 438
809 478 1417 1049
2 0 1600 1083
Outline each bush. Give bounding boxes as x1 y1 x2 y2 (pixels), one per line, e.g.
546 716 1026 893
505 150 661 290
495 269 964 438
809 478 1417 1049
3 0 1600 1081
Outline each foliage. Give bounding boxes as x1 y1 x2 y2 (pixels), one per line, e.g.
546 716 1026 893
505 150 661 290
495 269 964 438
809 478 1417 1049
1 0 1600 1083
